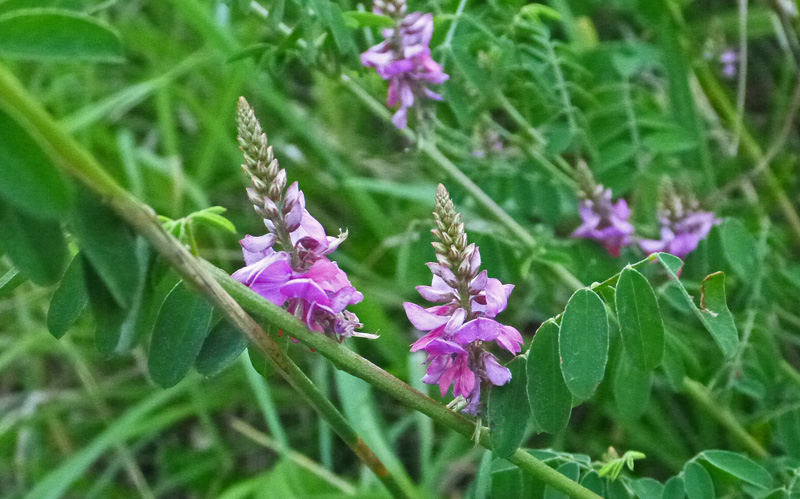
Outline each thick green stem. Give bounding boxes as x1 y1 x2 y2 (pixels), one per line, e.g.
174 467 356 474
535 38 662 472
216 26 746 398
207 263 601 499
0 62 412 499
0 62 600 499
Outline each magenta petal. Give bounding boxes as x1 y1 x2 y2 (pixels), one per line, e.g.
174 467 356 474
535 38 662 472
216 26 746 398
443 307 466 335
469 270 488 294
425 338 467 355
451 356 476 398
640 238 667 254
291 210 328 250
484 278 513 317
416 275 456 302
391 107 408 129
280 278 329 304
495 325 523 354
246 259 293 306
423 354 451 384
483 353 512 386
453 318 501 344
240 234 277 265
404 302 450 331
410 329 444 352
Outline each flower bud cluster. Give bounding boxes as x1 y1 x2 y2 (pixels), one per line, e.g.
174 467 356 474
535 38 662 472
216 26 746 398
361 0 449 128
232 98 372 342
405 185 523 415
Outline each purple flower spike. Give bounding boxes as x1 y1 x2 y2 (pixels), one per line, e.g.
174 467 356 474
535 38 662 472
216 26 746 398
572 185 634 257
361 1 448 128
233 98 369 342
640 182 721 261
406 185 523 416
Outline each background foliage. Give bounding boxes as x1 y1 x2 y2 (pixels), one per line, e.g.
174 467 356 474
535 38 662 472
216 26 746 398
2 0 800 497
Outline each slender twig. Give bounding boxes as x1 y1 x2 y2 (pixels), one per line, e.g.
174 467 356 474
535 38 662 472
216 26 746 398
0 63 600 499
692 50 800 243
682 378 769 459
0 62 413 499
339 74 585 291
714 78 800 201
230 418 357 495
729 0 749 156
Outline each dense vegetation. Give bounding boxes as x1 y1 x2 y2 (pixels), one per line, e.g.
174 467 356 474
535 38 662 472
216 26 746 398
2 0 800 497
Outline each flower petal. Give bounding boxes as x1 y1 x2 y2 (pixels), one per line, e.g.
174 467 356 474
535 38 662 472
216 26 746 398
404 302 450 331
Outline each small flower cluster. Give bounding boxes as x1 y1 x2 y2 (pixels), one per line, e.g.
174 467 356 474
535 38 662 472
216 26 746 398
640 184 721 261
361 0 449 128
232 98 372 341
405 185 523 415
572 166 719 261
572 184 634 258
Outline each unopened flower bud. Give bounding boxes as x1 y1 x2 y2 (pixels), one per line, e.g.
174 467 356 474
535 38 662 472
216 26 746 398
262 197 281 221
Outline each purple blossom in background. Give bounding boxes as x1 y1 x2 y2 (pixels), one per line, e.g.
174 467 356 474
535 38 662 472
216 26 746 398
361 0 449 128
405 185 523 415
640 183 721 261
233 98 372 341
720 49 738 79
571 165 634 257
640 211 721 261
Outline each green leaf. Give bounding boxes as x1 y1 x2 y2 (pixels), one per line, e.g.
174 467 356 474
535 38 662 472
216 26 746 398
700 450 772 490
47 255 88 339
630 478 664 498
642 129 698 154
148 281 215 388
720 219 758 279
661 336 687 391
82 255 126 355
488 355 530 458
490 465 523 499
544 462 580 499
0 268 26 299
195 319 249 377
697 272 739 359
656 252 684 278
606 478 633 499
190 208 237 234
655 253 739 359
306 0 354 54
0 8 123 62
70 192 141 308
0 109 72 218
580 471 605 496
527 321 572 433
683 461 715 499
661 476 685 499
615 267 665 371
248 346 278 380
0 206 67 285
559 288 609 400
342 10 394 29
613 352 652 420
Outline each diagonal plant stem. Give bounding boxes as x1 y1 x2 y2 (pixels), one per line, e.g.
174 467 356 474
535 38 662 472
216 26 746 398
682 378 769 459
0 63 413 499
0 62 601 499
